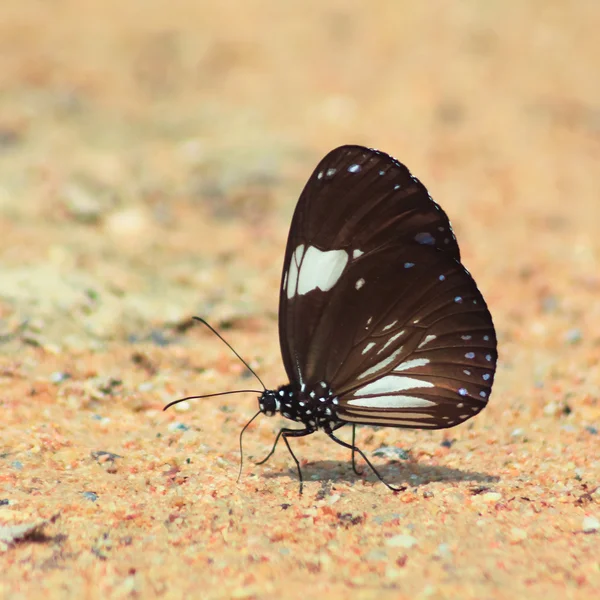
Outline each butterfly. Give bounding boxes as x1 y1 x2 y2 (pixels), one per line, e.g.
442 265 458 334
165 145 497 493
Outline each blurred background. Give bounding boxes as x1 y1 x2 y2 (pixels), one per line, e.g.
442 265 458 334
1 0 598 353
0 0 598 386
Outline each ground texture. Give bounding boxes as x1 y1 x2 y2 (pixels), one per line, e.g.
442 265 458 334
1 1 599 599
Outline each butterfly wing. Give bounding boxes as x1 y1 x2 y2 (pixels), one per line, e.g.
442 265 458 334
278 145 497 429
312 243 496 429
279 145 461 385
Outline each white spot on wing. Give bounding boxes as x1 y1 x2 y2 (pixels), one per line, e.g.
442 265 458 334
348 164 361 173
340 414 436 427
286 244 305 299
355 278 365 290
415 232 435 245
354 375 434 396
418 335 437 349
358 347 404 380
382 320 398 331
362 342 376 355
378 331 404 354
346 399 434 411
353 249 364 259
292 245 348 297
326 168 337 177
394 358 430 372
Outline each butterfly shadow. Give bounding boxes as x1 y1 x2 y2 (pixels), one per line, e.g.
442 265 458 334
261 459 499 488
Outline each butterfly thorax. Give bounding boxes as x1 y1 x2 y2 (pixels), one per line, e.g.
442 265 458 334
258 382 342 432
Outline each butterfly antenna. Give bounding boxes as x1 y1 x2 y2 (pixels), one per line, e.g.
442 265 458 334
163 390 263 411
192 317 266 390
238 410 262 483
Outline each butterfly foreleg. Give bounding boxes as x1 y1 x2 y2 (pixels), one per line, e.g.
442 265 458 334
256 427 313 495
326 431 406 493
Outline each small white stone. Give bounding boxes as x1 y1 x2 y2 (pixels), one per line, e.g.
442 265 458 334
386 534 417 549
543 402 559 416
582 516 599 533
434 543 452 558
473 492 502 503
509 527 528 543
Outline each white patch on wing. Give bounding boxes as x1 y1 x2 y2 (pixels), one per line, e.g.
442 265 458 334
382 320 398 331
355 278 365 290
362 342 376 355
286 244 305 299
418 334 437 348
352 249 364 259
358 347 404 380
378 331 404 354
394 358 430 372
288 245 348 297
353 375 434 396
340 413 438 427
347 396 436 408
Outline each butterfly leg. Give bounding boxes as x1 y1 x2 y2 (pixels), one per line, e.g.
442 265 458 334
350 425 363 476
326 431 407 492
255 427 286 466
256 427 313 495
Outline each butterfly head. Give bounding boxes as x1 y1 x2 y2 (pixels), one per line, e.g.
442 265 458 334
258 390 280 417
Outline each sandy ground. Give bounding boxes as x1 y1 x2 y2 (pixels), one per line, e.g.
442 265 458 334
1 1 599 598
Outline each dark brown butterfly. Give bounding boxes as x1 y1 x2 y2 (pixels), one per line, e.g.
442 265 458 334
166 145 497 493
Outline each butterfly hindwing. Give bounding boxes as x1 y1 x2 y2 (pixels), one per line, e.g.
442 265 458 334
311 243 497 429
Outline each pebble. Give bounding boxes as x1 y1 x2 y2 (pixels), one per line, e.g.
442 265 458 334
543 402 559 416
104 207 152 240
386 534 418 549
63 182 105 224
582 516 599 533
167 422 190 432
172 401 191 412
474 492 502 503
509 527 528 543
49 371 70 383
434 543 452 558
372 446 410 460
565 328 582 344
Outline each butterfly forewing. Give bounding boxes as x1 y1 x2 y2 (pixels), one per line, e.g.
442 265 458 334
279 145 462 384
278 145 497 430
